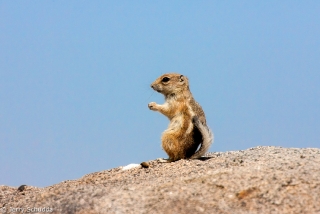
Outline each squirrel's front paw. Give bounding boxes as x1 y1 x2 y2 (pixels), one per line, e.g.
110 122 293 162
148 102 158 110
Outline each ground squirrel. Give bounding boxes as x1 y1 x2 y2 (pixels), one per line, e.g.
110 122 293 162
148 73 213 162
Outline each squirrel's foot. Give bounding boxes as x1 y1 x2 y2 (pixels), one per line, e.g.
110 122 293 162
156 158 171 163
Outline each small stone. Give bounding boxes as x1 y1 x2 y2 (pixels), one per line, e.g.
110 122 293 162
122 164 141 170
17 185 27 192
140 162 150 168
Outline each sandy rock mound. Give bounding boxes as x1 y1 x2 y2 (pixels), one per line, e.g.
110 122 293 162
1 146 320 214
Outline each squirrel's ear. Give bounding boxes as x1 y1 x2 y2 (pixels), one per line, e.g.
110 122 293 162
179 75 184 82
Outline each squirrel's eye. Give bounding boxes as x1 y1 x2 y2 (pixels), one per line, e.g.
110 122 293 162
162 77 170 82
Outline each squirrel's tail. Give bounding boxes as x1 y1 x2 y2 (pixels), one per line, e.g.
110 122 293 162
191 116 214 159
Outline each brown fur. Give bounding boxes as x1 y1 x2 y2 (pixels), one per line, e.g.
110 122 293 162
148 73 213 161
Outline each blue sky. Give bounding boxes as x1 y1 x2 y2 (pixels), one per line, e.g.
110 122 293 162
1 1 319 187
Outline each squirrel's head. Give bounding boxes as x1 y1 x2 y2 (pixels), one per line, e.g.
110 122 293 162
150 73 189 96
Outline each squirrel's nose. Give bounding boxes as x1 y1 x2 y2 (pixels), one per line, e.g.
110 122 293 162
151 84 155 89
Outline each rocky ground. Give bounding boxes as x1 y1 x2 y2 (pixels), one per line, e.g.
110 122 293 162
1 146 320 214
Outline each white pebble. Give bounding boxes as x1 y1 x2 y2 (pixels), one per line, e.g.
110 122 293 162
122 163 141 170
